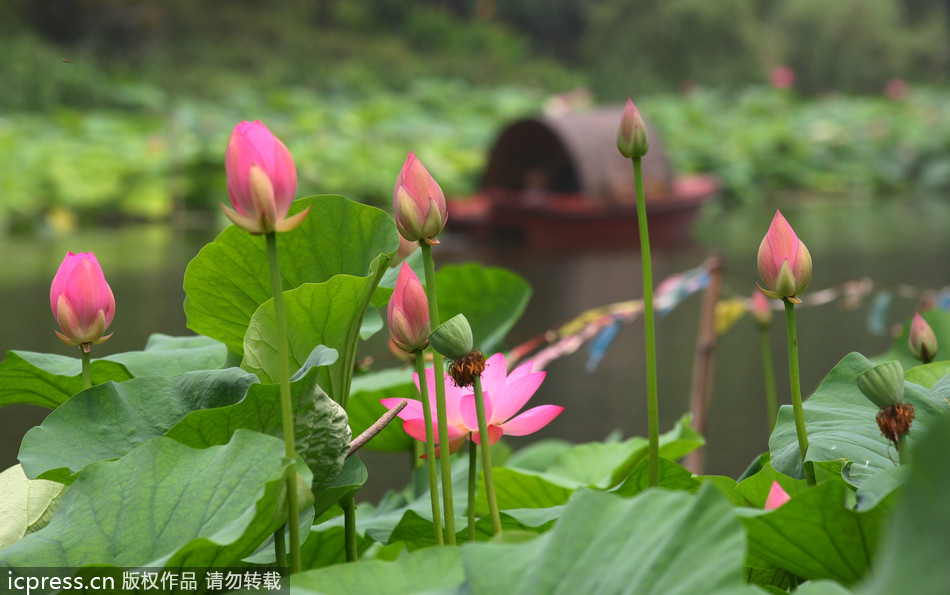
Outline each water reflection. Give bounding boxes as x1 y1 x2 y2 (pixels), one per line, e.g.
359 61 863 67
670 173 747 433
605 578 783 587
3 198 949 502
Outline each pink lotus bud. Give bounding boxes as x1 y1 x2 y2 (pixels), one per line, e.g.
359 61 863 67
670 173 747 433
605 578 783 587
770 66 795 89
757 211 812 303
391 235 419 268
616 98 649 158
909 312 937 364
388 262 430 353
222 120 310 235
50 252 115 352
885 79 908 101
393 152 447 244
750 290 773 327
764 481 790 510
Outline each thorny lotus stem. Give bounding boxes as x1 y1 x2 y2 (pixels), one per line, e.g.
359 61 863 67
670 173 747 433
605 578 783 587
420 241 457 544
473 375 502 536
758 326 779 431
265 232 302 572
414 351 444 545
632 157 660 487
468 436 477 541
80 349 92 391
783 298 815 486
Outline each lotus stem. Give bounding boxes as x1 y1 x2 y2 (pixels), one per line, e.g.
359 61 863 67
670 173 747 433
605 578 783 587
472 375 502 535
897 434 910 465
274 526 287 569
758 326 779 431
468 435 477 541
342 495 358 561
81 349 92 391
265 231 302 571
632 156 660 487
414 352 444 545
783 298 815 486
420 241 457 544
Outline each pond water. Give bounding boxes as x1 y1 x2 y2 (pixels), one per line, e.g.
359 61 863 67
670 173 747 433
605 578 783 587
3 197 949 502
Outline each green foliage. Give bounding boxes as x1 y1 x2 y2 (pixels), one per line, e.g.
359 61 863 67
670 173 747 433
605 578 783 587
18 368 258 483
243 267 389 407
739 478 896 584
0 81 543 230
0 465 65 550
769 352 950 484
581 0 946 95
20 363 349 493
6 79 950 229
860 414 950 594
643 87 950 203
0 334 227 409
347 369 417 453
166 364 350 493
874 309 950 371
436 264 532 354
582 0 764 96
184 195 398 359
0 351 132 409
767 0 949 94
614 457 701 496
463 486 747 595
0 430 313 568
313 457 368 523
292 547 464 595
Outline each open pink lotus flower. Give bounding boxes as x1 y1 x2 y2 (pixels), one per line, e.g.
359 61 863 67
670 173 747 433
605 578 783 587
764 481 791 510
381 353 563 454
50 251 115 351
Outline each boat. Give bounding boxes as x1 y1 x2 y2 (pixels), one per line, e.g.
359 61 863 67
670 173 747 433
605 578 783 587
448 108 719 249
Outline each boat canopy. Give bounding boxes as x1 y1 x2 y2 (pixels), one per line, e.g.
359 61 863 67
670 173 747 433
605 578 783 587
481 109 675 205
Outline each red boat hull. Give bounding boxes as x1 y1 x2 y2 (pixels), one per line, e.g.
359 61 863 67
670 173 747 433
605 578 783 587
449 174 717 249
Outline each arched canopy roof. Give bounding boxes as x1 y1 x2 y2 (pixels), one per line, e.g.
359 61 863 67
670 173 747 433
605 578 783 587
481 108 674 204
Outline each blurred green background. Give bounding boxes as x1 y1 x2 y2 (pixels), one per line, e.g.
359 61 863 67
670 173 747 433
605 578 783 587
1 0 950 233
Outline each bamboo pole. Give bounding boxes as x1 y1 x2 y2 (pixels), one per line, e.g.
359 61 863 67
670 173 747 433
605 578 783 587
683 253 725 475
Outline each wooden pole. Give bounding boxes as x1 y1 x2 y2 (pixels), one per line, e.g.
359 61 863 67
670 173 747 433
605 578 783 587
683 253 725 474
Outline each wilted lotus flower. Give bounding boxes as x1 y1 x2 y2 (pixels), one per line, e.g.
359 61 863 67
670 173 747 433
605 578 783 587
223 120 310 235
393 152 448 244
909 312 937 364
757 211 812 303
381 353 563 453
50 252 115 351
764 481 790 510
388 262 430 354
616 98 649 159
